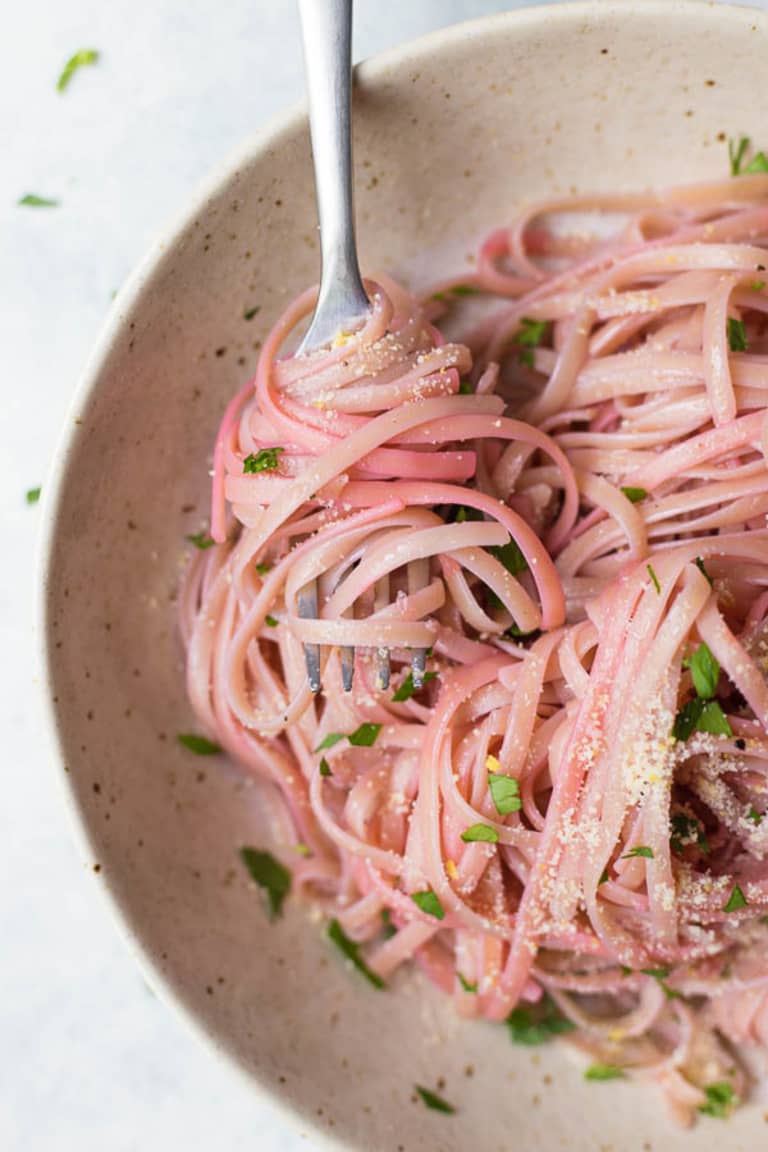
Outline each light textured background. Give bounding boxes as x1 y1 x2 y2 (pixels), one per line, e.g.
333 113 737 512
0 1 762 1149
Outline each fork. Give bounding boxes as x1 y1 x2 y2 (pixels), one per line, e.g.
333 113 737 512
296 0 428 694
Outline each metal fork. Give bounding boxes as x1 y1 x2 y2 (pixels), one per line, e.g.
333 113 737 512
296 0 427 693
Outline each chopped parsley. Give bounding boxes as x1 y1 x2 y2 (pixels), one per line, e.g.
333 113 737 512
670 812 710 854
488 771 522 815
458 379 474 394
294 842 311 857
177 733 223 756
314 733 346 752
57 48 99 92
673 698 732 741
752 280 766 292
584 1063 625 1081
255 562 271 575
453 505 482 523
457 972 478 993
695 556 713 585
641 966 671 979
621 486 647 503
319 758 332 777
746 152 768 174
461 823 499 844
186 531 215 550
411 889 445 920
348 722 382 747
683 642 719 699
415 1085 456 1114
516 317 549 367
264 614 278 627
243 306 261 321
239 847 291 920
724 884 748 913
392 670 437 702
506 995 575 1045
243 447 284 473
622 845 654 860
18 193 59 207
727 317 748 352
599 867 610 885
327 918 385 988
381 908 397 939
451 284 479 296
647 563 661 594
25 486 41 505
698 1081 737 1118
492 537 528 576
729 135 750 175
748 806 763 825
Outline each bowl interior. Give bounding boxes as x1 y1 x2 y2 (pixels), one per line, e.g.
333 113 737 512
43 3 768 1149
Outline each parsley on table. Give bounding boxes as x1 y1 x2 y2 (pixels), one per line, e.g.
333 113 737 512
57 48 99 92
585 1063 625 1081
18 194 59 207
25 486 41 505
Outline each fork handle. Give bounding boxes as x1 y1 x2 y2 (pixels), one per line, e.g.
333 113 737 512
298 0 369 348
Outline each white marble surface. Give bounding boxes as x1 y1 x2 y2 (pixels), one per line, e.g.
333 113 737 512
0 1 762 1149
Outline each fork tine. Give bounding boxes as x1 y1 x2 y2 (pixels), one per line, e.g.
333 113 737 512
373 575 391 690
341 645 355 692
297 580 321 693
407 560 430 688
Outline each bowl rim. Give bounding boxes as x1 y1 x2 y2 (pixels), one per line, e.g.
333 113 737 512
36 0 767 1147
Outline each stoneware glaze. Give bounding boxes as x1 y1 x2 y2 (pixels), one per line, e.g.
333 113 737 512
40 3 768 1149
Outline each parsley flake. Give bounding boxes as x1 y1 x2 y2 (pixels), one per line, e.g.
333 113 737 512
392 670 437 702
673 698 732 741
314 733 345 752
488 771 522 815
684 642 719 699
461 823 499 844
381 908 397 939
319 758 333 777
255 562 271 575
264 615 278 627
748 807 763 825
727 317 748 352
57 48 99 92
729 136 750 176
492 537 528 576
622 845 654 860
177 733 223 756
585 1063 625 1081
411 889 445 920
695 557 713 586
621 486 647 503
752 280 766 292
25 486 41 505
18 194 59 207
698 1081 737 1118
243 306 261 321
670 812 709 854
347 722 382 747
243 447 284 473
647 563 661 594
239 847 291 920
415 1085 456 1114
506 995 575 1045
457 972 478 993
186 531 215 550
327 918 385 988
724 884 748 913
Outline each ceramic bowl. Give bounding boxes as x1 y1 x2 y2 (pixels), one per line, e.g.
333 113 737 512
40 2 768 1148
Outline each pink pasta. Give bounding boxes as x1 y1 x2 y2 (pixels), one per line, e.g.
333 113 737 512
181 170 768 1123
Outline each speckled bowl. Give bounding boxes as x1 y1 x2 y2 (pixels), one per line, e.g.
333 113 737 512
40 2 768 1149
